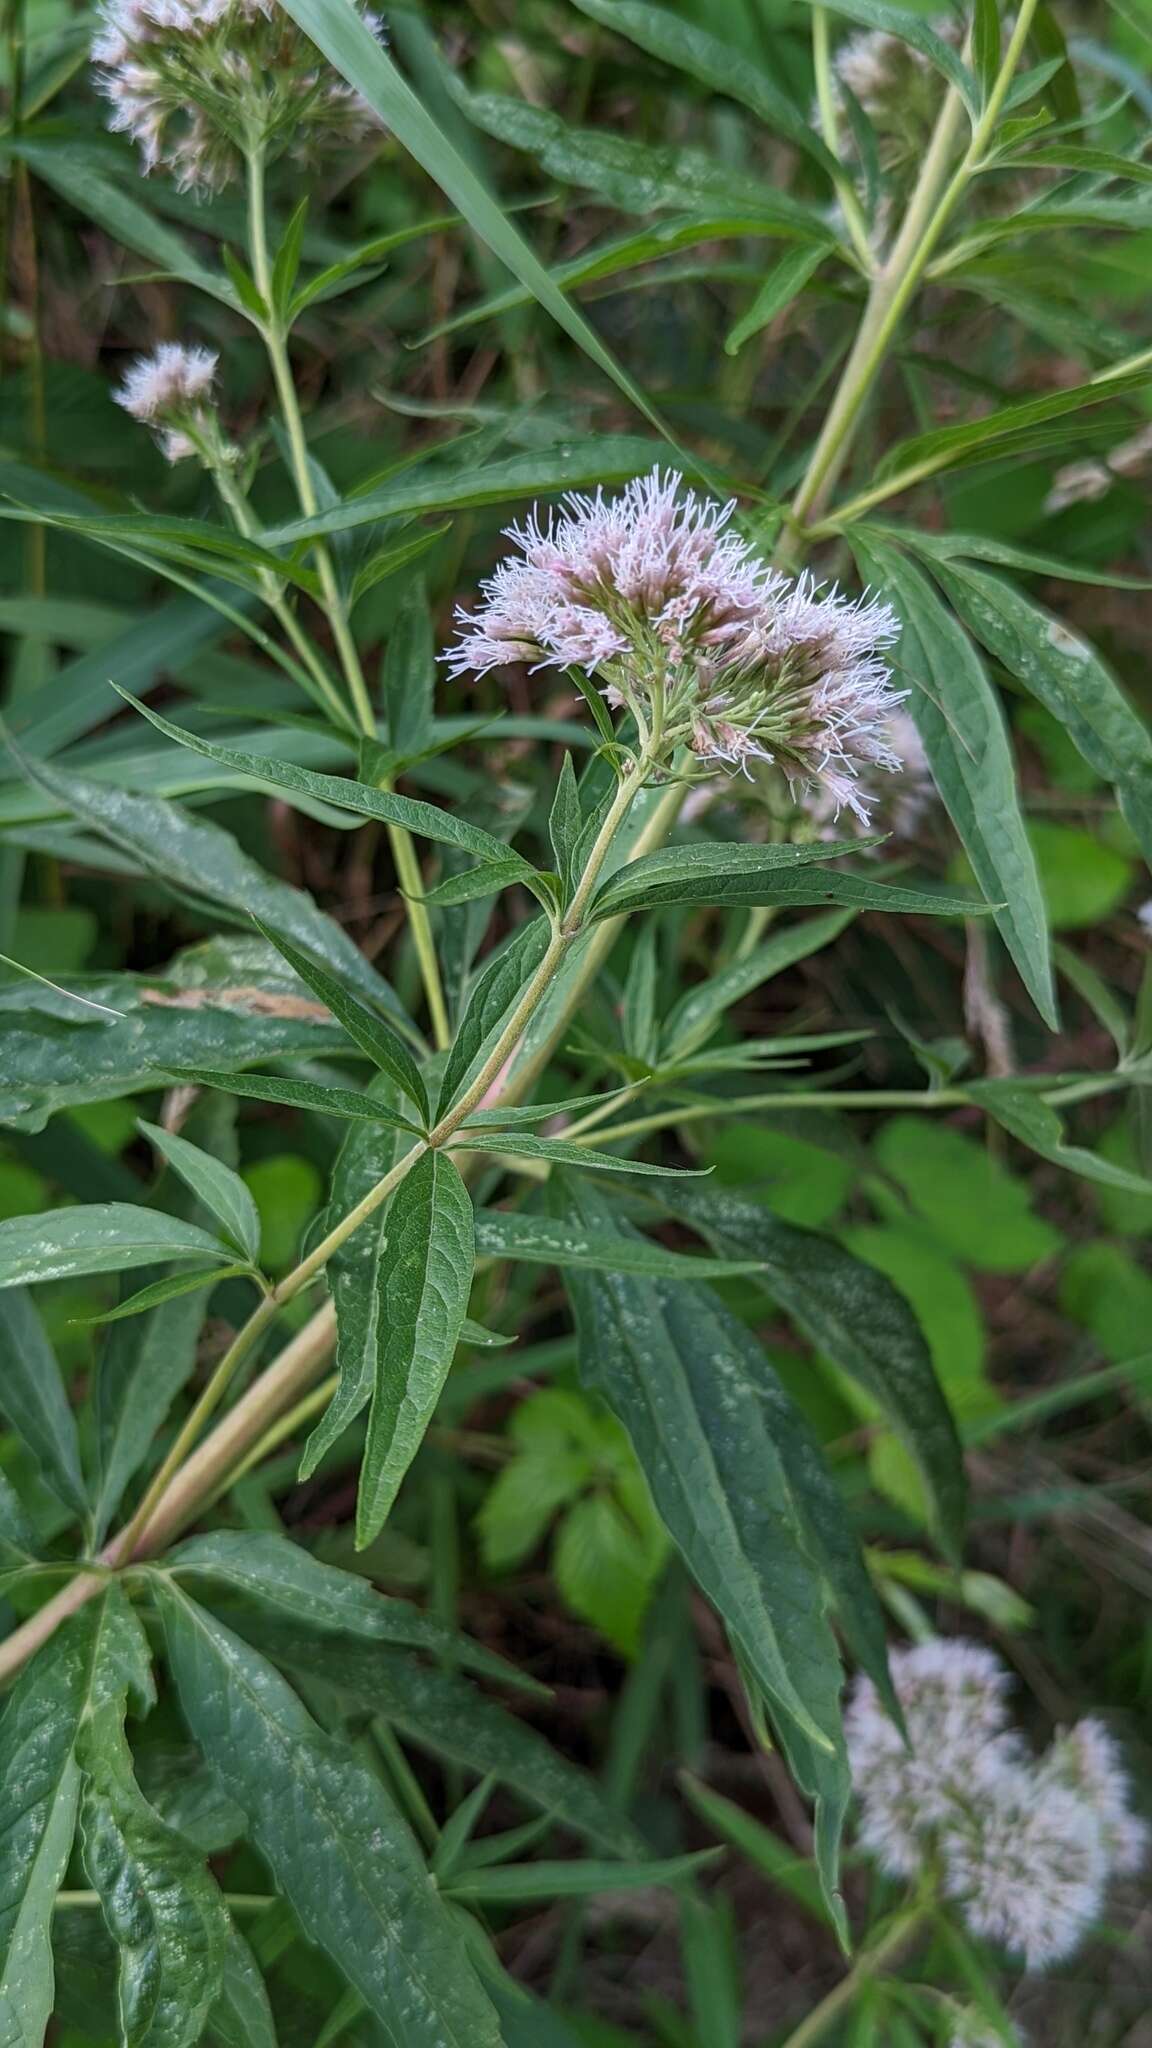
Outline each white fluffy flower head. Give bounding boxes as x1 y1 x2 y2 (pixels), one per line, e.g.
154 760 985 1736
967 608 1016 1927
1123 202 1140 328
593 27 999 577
114 342 219 463
848 1638 1147 1973
93 0 385 191
444 469 904 824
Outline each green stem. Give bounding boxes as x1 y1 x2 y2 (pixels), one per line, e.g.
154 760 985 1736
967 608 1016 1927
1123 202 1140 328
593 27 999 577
779 1905 929 2048
245 146 450 1051
812 6 876 276
778 0 1039 556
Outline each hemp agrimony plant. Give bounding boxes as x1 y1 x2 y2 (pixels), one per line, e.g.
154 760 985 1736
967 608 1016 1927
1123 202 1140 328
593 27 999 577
1 0 1150 2041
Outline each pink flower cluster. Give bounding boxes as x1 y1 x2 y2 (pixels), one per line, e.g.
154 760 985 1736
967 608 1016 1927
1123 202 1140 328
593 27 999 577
93 0 384 192
444 470 905 824
847 1638 1146 1972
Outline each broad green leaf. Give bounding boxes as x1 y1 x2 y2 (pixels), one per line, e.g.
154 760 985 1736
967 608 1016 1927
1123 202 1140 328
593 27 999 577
968 1082 1152 1195
460 1133 708 1177
852 540 1055 1026
1029 821 1133 931
9 744 407 1021
0 939 351 1135
164 1530 532 1690
0 1288 87 1513
558 1181 849 1925
156 1585 502 2043
382 585 434 760
250 918 430 1122
873 1117 1061 1272
662 1187 966 1554
473 1207 768 1278
661 910 854 1058
165 1067 422 1132
138 1120 262 1264
922 556 1152 866
458 90 838 239
206 1927 277 2048
435 918 552 1117
553 1490 666 1657
300 1109 406 1478
78 1700 228 2048
590 841 985 919
234 1612 642 1855
0 1591 147 2048
0 1204 236 1290
277 0 666 435
725 245 829 355
357 1150 475 1546
117 695 537 874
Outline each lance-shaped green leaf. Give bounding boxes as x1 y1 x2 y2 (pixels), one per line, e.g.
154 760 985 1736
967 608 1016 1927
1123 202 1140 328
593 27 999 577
250 918 430 1122
165 1068 422 1132
277 0 666 436
556 1180 850 1924
853 538 1056 1027
589 840 987 919
968 1082 1152 1195
163 1530 534 1692
382 584 434 759
661 909 855 1059
0 1204 236 1291
567 0 841 175
9 740 408 1022
473 1207 768 1278
443 1848 716 1903
0 1590 148 2048
156 1583 503 2047
661 1186 966 1555
725 244 830 355
138 1120 262 1264
206 1926 278 2048
0 1470 37 1565
458 1132 708 1177
435 918 552 1117
920 553 1152 867
357 1150 475 1546
116 694 538 874
299 1111 404 1479
234 1613 642 1855
78 1700 228 2048
0 1288 88 1514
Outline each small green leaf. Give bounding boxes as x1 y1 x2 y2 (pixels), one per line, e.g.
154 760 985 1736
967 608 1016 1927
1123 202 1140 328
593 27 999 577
0 1288 88 1513
270 197 309 318
166 1067 422 1132
725 245 829 355
300 1110 405 1478
417 860 531 909
357 1150 475 1546
458 1133 708 1177
972 0 1001 100
382 585 434 759
80 1267 253 1327
443 1849 716 1903
621 926 659 1068
222 246 268 319
968 1082 1152 1196
549 756 582 898
249 918 430 1122
138 1120 262 1263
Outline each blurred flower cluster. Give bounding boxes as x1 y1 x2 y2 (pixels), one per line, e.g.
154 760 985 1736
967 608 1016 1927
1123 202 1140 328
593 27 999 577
848 1638 1147 1971
445 469 906 825
93 0 385 190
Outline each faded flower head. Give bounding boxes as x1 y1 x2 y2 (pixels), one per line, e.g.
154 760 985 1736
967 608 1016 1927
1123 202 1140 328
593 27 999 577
444 469 904 825
114 341 219 462
93 0 385 191
832 21 957 173
847 1638 1147 1972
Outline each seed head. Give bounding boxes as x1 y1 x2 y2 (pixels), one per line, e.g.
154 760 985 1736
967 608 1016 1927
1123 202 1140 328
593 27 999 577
443 469 904 824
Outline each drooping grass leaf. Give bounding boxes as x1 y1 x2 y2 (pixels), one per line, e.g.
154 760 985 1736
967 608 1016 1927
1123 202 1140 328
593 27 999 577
156 1583 503 2046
